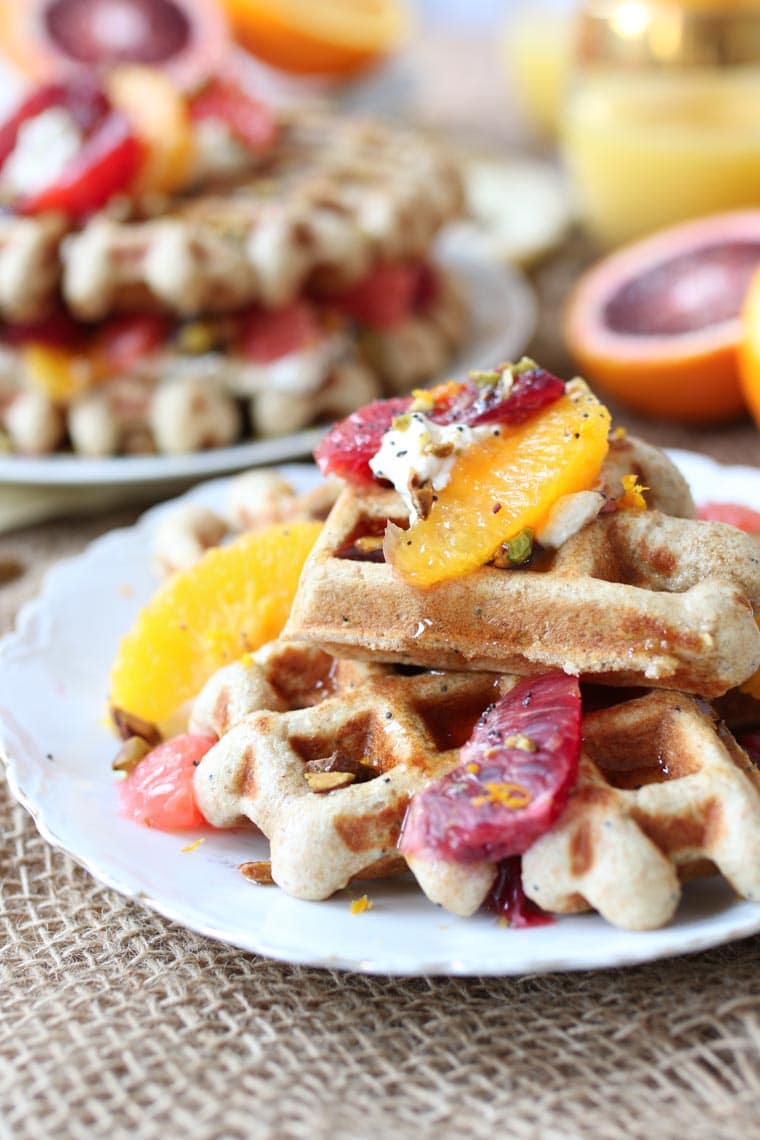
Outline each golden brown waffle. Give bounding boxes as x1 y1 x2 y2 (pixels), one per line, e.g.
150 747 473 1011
285 441 760 697
521 691 760 929
192 638 513 899
62 113 464 320
189 638 386 739
0 214 65 321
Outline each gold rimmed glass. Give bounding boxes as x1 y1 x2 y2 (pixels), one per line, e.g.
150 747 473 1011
562 1 760 246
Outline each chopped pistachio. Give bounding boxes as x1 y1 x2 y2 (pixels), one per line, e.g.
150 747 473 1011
178 321 217 355
112 736 151 774
239 860 275 885
111 706 161 746
305 770 356 793
409 388 435 413
501 528 534 567
468 368 501 388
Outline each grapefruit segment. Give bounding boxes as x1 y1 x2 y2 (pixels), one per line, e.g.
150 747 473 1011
119 733 215 830
384 379 611 587
110 520 321 725
564 211 760 423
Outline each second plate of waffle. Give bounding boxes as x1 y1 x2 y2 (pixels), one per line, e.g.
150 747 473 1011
1 451 759 975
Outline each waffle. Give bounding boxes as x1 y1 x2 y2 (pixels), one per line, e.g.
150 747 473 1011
1 265 467 457
0 214 66 322
520 691 760 929
192 638 513 900
285 440 760 697
62 113 463 320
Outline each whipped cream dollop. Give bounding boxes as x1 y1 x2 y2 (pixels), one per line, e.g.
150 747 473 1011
369 411 496 522
2 108 82 197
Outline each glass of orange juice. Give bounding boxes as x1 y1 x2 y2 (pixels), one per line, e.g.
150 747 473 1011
563 1 760 246
503 0 577 141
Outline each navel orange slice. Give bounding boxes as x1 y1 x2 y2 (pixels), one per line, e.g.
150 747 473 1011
110 520 321 725
385 379 611 587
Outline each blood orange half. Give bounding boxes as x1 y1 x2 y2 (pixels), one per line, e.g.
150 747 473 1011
564 211 760 423
0 0 230 90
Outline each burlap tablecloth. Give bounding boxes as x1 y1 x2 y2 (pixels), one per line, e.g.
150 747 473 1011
2 46 760 1135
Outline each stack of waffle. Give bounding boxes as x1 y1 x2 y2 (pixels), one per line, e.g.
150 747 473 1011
0 106 466 457
186 436 760 931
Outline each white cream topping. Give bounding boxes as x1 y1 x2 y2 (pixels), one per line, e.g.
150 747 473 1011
233 335 346 397
369 411 496 522
2 108 82 197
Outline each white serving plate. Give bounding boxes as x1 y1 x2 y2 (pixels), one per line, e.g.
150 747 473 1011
1 452 759 975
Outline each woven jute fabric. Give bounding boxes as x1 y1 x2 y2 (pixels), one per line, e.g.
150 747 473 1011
1 512 760 1140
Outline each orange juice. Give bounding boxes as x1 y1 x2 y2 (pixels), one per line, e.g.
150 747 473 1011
563 69 760 246
503 4 574 139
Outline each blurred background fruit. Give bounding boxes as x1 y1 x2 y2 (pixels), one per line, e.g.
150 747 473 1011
739 266 760 429
0 0 230 89
564 212 760 423
220 0 411 78
106 64 192 193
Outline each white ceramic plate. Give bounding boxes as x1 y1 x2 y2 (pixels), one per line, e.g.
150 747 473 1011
1 452 759 975
0 240 536 487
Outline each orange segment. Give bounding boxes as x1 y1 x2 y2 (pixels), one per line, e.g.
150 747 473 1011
385 380 611 587
107 65 193 195
110 520 321 724
23 344 95 404
221 0 410 77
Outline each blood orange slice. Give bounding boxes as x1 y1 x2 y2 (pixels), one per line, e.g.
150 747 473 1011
0 0 229 90
400 673 582 864
564 211 760 423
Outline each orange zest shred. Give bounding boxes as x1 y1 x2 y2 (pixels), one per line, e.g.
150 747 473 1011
350 894 373 915
181 837 206 854
471 782 532 810
619 474 649 511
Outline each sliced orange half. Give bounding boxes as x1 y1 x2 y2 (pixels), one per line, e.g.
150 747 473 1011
222 0 411 77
